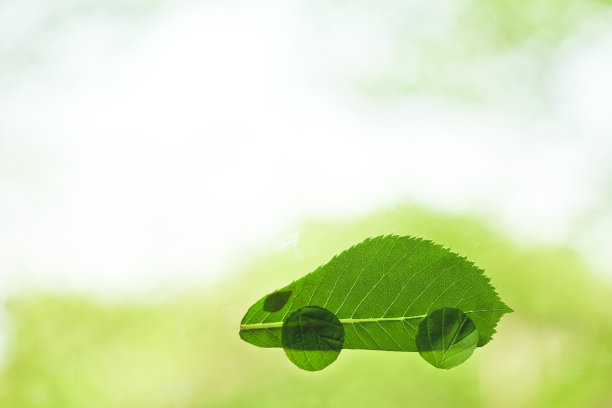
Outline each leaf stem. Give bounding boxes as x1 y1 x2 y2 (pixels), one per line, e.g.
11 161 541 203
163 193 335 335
239 308 511 331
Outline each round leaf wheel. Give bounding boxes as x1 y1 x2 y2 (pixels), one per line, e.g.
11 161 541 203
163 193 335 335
281 306 345 371
416 307 478 369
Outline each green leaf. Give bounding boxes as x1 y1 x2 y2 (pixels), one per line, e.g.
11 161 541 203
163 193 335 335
240 235 511 354
264 291 292 313
281 306 344 371
416 307 479 369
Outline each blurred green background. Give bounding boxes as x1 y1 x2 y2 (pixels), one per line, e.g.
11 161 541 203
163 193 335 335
2 206 612 407
2 0 612 407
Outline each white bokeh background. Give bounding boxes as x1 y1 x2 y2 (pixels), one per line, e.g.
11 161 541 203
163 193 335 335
1 0 611 306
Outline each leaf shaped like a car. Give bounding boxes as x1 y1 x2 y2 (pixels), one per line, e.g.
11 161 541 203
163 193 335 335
239 235 511 370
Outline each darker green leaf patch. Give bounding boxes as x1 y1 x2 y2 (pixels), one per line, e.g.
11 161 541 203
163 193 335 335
263 290 292 312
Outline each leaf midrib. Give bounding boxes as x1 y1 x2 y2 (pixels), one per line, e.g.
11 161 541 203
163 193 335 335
239 308 509 331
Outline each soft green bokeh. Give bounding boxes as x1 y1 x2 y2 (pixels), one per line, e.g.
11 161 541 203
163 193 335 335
311 0 612 106
1 205 611 407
